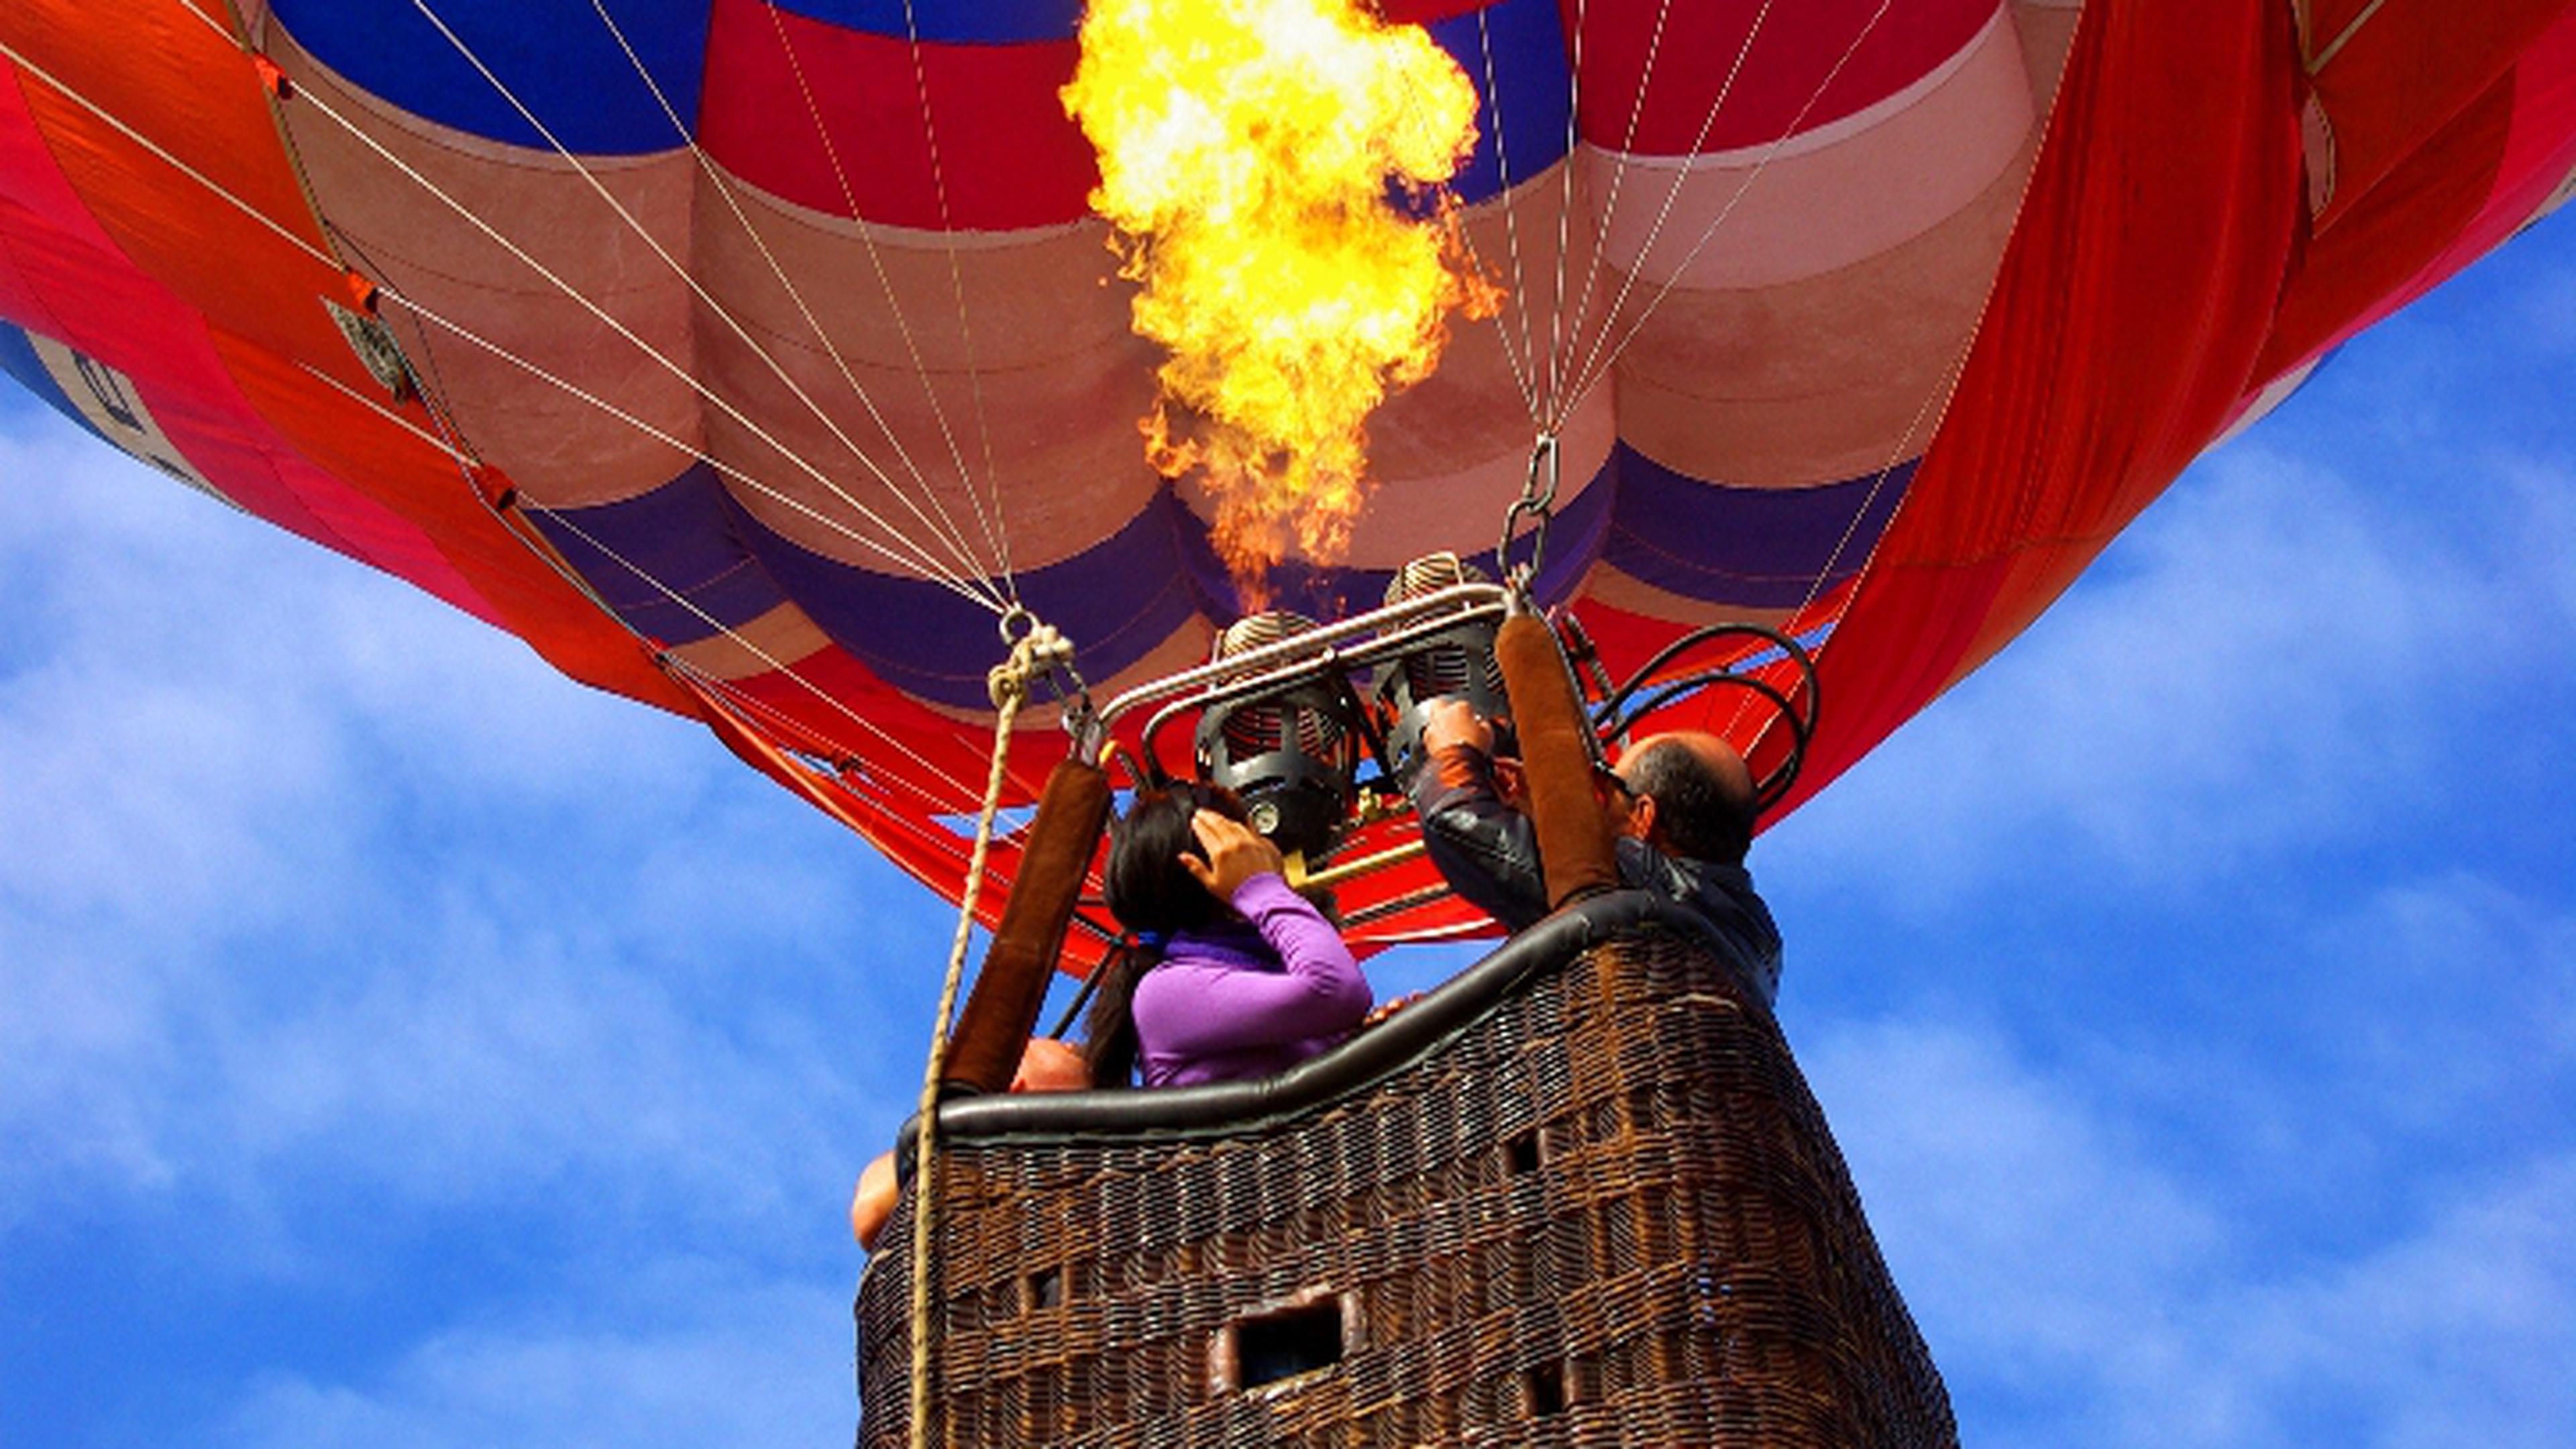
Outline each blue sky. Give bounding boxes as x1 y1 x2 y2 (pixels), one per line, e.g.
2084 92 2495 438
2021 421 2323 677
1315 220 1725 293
3 217 2572 1446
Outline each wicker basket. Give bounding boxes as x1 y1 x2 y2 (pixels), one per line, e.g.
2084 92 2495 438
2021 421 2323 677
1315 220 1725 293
859 894 1953 1447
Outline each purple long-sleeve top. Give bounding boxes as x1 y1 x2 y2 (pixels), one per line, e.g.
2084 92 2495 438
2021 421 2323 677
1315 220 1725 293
1130 872 1371 1088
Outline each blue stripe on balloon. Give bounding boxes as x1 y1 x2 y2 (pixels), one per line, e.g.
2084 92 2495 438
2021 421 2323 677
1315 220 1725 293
734 490 1208 710
1426 0 1573 207
1599 446 1914 609
506 443 1912 702
270 0 712 154
1172 464 1613 627
525 464 789 645
773 0 1569 193
770 0 1081 44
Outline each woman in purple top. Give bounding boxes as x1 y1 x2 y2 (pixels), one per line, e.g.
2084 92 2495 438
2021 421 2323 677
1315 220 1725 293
1084 786 1372 1089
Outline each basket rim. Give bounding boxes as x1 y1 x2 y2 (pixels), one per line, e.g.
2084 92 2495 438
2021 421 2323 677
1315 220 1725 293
896 891 1758 1158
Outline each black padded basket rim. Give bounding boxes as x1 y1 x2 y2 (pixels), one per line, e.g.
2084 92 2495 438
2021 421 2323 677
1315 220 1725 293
896 892 1744 1155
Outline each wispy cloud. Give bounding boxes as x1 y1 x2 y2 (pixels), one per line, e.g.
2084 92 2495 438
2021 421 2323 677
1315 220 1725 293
1770 439 2576 912
1811 1014 2576 1449
1 422 933 1253
214 1267 857 1449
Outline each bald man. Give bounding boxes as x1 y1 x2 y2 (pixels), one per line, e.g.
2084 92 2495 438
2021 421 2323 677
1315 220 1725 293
1409 700 1784 1005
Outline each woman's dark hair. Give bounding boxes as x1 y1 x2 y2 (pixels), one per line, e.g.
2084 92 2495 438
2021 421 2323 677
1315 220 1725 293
1082 784 1252 1087
1102 784 1248 938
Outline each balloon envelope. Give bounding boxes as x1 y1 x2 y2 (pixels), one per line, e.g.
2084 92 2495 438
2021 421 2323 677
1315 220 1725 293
4 0 2573 957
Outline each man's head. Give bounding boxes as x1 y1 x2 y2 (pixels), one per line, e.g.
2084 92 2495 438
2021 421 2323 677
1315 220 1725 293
1609 731 1759 865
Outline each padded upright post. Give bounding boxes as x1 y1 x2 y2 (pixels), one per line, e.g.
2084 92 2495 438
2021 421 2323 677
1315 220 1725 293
942 759 1112 1096
1494 612 1620 909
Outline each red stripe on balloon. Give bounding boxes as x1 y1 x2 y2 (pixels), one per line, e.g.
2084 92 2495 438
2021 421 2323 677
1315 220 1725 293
1560 0 1996 158
698 0 1097 230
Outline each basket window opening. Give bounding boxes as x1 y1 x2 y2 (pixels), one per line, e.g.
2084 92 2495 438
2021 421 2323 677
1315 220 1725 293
1234 1300 1345 1389
1526 1360 1568 1417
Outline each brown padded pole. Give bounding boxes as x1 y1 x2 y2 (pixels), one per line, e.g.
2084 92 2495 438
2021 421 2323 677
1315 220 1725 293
1495 612 1621 910
943 759 1113 1096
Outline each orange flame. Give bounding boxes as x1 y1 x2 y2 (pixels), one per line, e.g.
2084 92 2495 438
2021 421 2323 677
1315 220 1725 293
1065 0 1497 580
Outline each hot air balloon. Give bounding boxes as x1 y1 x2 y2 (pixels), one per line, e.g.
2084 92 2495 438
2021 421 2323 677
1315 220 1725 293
6 1 2575 1443
4 0 2571 952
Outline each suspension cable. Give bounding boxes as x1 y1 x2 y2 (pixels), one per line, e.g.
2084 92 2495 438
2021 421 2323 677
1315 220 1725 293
282 76 1008 608
385 288 1010 609
759 0 1022 600
890 0 1021 600
570 0 1017 595
0 34 335 270
1553 0 1900 427
400 0 984 591
345 311 1012 818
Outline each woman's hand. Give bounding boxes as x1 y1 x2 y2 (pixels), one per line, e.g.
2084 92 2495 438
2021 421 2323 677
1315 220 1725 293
1183 809 1285 902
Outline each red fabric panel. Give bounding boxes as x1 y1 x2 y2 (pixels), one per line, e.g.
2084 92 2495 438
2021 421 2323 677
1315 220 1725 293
2303 0 2571 227
2261 12 2576 378
0 71 248 385
210 329 700 714
3 3 686 710
0 0 343 367
683 662 1003 921
1778 0 2304 815
0 89 62 331
697 0 1095 230
716 639 1116 846
1381 0 1495 24
0 64 416 564
1561 0 1996 156
209 322 700 716
2259 80 2514 378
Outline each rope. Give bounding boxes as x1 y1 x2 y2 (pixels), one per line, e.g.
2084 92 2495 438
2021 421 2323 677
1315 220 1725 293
905 616 1075 1449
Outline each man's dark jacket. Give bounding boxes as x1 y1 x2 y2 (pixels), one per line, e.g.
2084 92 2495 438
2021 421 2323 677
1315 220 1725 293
1409 742 1784 1005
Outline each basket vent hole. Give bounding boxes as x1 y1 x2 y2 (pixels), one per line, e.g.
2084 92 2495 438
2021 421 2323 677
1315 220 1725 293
1236 1300 1344 1388
1024 1267 1063 1310
1506 1131 1542 1176
1526 1361 1567 1417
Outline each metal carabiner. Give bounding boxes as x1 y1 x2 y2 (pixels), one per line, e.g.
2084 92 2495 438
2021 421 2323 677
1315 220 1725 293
1498 432 1562 589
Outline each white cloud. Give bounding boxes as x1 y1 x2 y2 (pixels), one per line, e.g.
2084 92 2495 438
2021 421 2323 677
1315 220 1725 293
215 1268 857 1449
1805 1019 2218 1374
0 426 932 1248
1770 441 2576 911
1813 1014 2576 1449
2257 1155 2576 1449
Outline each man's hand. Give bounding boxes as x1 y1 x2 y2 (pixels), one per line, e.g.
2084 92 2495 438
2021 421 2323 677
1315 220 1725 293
1183 809 1286 902
1421 697 1495 757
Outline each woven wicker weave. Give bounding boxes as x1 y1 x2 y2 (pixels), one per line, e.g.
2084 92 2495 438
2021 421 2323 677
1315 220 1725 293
859 894 1952 1447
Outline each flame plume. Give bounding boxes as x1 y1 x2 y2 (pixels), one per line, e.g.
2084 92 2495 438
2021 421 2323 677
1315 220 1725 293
1065 0 1497 580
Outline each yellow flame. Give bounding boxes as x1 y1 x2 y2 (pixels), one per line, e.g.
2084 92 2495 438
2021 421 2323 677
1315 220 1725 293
1065 0 1497 580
